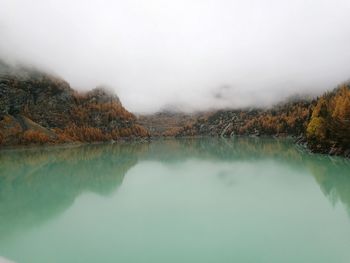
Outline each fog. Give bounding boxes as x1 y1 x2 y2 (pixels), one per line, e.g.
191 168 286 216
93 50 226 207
1 0 350 113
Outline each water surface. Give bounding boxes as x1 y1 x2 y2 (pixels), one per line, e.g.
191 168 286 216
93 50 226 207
0 138 350 263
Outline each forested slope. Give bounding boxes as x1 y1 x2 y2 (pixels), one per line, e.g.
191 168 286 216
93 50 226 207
0 60 149 146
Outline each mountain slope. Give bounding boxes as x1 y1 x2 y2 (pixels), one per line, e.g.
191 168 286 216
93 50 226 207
0 61 149 146
175 84 350 157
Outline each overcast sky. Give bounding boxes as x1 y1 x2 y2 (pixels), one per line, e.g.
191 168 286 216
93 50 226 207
1 0 350 112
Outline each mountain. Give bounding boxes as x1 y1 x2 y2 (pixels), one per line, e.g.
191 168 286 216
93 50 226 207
1 59 348 157
0 60 149 146
177 100 314 137
174 84 350 157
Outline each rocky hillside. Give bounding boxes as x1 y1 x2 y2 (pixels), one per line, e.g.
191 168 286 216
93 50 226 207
0 60 149 146
175 84 350 158
177 100 313 138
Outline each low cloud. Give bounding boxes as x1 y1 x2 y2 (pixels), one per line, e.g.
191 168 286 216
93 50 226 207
1 0 350 112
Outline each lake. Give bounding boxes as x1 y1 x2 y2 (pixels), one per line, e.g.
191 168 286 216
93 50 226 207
0 138 350 263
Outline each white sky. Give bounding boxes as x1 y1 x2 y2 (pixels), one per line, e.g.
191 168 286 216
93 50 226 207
1 0 350 112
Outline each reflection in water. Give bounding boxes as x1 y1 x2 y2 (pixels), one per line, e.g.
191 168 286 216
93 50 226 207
0 143 147 237
308 157 350 213
0 137 350 262
142 138 350 213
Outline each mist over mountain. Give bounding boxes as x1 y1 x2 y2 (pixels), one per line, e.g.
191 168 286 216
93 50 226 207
1 0 350 113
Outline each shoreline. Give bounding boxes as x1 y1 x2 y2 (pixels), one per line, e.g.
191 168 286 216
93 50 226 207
0 137 152 152
1 135 348 159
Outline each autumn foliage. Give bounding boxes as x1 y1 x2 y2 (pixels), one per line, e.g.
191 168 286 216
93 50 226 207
307 85 350 149
176 83 349 156
56 126 107 142
54 124 149 143
71 101 135 126
178 100 312 137
61 90 149 141
20 130 51 145
0 61 151 146
0 87 150 146
236 102 310 136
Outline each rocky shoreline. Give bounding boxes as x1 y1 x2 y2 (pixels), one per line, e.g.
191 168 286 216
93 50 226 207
294 135 350 158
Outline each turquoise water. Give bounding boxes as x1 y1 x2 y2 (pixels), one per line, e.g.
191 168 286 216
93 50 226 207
0 138 350 263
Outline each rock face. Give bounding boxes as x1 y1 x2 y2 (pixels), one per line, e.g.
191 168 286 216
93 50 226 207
177 100 313 138
0 67 74 128
0 60 149 146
